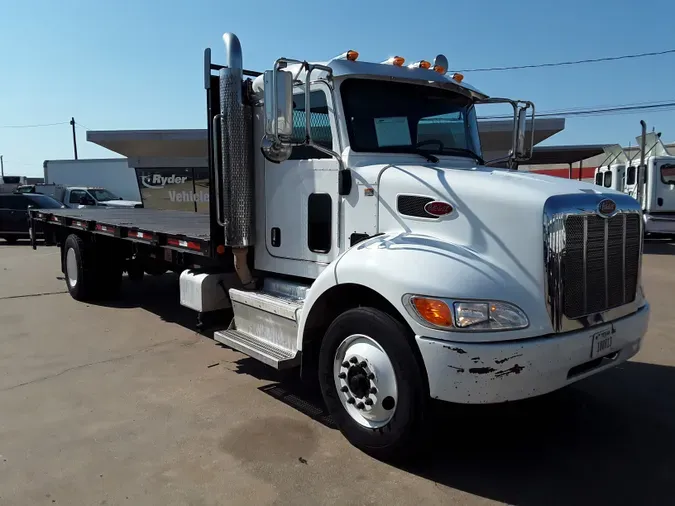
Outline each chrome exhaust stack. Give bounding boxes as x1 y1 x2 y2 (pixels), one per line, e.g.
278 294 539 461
220 32 254 287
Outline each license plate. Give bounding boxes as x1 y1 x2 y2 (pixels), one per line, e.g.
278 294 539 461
590 327 613 358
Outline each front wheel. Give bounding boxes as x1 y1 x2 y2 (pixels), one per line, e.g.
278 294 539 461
318 307 428 460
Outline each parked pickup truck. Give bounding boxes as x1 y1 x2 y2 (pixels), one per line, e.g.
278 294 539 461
17 184 143 209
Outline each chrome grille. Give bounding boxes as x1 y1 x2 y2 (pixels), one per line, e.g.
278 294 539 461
544 194 643 332
563 214 639 319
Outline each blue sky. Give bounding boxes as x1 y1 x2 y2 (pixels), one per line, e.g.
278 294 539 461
1 0 675 177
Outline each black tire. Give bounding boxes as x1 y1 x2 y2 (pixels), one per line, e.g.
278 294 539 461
63 234 122 301
318 307 428 461
63 234 97 301
143 264 167 277
3 236 18 244
126 261 144 282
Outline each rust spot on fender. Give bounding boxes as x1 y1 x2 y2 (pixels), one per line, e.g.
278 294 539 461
443 346 467 354
495 353 523 365
447 365 465 373
469 367 496 374
494 364 525 378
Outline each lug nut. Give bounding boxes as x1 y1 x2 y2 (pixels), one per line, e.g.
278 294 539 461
350 357 358 364
369 387 377 394
340 386 349 392
365 398 374 406
338 372 346 379
356 402 365 410
347 397 355 404
341 361 349 368
367 373 375 380
359 361 367 368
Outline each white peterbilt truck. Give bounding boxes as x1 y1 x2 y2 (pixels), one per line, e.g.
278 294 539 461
595 124 675 238
30 33 650 459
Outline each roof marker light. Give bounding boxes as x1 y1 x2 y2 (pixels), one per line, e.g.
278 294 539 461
382 56 405 67
452 72 464 83
335 50 359 61
408 60 431 69
433 65 446 74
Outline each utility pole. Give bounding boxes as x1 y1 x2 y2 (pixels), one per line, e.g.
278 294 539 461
1 154 4 179
70 117 78 160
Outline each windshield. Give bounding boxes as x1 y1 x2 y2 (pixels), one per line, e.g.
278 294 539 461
340 78 482 160
88 189 119 201
27 194 64 209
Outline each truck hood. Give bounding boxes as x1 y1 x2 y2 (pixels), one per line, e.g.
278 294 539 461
373 163 624 329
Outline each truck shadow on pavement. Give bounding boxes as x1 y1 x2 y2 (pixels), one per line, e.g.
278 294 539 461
94 275 674 505
644 238 675 255
94 274 217 335
242 358 675 506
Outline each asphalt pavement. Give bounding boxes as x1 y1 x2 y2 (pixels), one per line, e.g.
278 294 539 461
1 239 674 505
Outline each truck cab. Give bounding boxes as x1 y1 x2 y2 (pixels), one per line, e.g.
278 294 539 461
202 34 649 457
596 133 675 237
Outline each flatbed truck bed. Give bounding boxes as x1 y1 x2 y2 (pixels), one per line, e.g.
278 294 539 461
31 208 213 256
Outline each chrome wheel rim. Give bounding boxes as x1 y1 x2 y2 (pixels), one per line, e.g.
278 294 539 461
66 248 78 288
333 334 398 428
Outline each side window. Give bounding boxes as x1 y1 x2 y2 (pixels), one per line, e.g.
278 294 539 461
289 90 333 160
661 164 675 184
626 166 636 185
595 172 603 185
69 190 86 204
307 193 332 253
604 171 612 188
5 196 30 210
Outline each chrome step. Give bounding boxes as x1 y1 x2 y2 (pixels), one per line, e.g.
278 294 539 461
214 329 300 369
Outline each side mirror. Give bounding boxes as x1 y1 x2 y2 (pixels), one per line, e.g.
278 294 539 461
262 68 293 163
514 108 528 159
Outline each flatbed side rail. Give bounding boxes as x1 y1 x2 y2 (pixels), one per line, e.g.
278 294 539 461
29 210 211 256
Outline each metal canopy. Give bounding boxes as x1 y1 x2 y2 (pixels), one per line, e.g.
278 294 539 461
87 118 565 165
526 144 607 165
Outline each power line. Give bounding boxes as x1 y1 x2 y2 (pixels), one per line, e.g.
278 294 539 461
0 121 69 129
480 100 675 119
75 121 94 131
458 48 675 73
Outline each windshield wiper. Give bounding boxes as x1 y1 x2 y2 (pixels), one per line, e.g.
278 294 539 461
407 149 439 163
441 147 485 165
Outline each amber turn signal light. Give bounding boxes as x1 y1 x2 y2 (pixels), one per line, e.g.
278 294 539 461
412 297 453 328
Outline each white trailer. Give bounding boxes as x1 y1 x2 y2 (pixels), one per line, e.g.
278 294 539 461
31 33 650 459
43 159 142 203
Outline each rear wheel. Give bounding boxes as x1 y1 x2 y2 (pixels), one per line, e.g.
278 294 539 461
318 307 428 460
63 234 122 301
64 234 96 301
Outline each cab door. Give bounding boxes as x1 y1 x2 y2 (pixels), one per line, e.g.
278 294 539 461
263 83 340 264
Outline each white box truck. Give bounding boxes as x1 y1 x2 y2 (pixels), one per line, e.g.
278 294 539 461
30 32 650 459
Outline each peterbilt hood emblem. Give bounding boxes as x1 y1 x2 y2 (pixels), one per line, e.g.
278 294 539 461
424 201 454 217
597 199 617 217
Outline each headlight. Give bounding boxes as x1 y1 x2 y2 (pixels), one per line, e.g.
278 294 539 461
404 295 528 332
